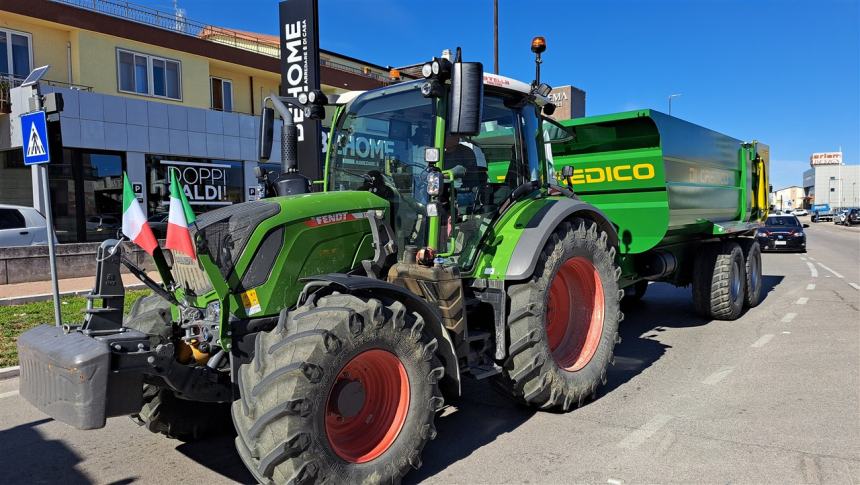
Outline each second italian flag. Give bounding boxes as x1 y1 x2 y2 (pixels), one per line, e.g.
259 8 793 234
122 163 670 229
165 169 197 260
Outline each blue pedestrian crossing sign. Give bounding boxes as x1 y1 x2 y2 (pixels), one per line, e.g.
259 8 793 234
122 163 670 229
21 111 51 165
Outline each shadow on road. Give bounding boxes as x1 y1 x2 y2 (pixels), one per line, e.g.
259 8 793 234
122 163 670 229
406 379 536 484
0 417 119 484
761 274 784 298
176 433 255 484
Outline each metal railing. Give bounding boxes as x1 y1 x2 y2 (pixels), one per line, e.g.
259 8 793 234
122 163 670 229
50 0 280 53
49 0 391 84
1 74 93 113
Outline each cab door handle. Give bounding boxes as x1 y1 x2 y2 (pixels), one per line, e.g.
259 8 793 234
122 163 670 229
19 231 29 235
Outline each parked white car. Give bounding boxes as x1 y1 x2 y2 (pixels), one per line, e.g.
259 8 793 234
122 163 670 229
792 209 808 217
0 204 56 247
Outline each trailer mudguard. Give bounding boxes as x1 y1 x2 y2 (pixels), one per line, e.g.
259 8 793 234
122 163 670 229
301 273 461 395
505 197 619 280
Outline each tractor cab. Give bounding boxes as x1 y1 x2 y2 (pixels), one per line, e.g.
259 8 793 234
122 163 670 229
320 59 564 273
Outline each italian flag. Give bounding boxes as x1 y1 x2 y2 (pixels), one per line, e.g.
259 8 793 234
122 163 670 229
121 174 158 255
165 169 197 260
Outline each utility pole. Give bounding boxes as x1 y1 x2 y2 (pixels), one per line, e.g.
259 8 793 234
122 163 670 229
668 93 682 115
493 0 499 74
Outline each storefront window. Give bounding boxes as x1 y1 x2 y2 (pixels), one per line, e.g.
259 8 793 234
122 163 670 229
48 149 124 243
145 155 245 218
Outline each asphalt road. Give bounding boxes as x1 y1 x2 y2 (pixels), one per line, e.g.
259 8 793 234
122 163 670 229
1 219 858 484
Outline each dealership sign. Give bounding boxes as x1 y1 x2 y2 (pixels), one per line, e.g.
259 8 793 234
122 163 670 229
162 160 231 206
810 152 842 166
279 0 322 182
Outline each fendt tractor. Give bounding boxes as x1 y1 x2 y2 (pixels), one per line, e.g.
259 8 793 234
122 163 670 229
17 38 768 484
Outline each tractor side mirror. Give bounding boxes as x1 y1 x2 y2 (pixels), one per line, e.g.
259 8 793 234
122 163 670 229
448 62 484 136
259 106 275 161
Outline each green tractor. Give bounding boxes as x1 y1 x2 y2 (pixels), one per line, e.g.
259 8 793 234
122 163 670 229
18 45 623 483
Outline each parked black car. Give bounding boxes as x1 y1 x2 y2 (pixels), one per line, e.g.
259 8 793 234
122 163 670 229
757 215 808 252
846 208 860 226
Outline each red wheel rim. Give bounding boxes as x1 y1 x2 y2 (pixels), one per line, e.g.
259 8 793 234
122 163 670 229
545 256 605 372
325 349 410 463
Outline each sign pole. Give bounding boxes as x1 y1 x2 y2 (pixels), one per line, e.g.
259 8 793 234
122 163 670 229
39 164 62 327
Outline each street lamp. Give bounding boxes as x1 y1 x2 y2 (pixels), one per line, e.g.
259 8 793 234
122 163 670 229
668 93 682 115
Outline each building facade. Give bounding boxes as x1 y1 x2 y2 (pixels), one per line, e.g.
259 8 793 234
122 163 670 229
802 163 860 209
0 0 389 242
771 185 804 211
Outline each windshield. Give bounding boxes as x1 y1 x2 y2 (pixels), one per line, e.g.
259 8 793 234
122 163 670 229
328 81 436 250
765 216 800 227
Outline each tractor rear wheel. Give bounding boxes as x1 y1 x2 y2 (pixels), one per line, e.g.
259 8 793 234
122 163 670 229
232 292 443 484
495 218 621 410
692 241 746 320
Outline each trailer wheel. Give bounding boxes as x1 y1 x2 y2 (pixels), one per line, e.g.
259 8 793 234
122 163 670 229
232 292 443 484
738 239 763 308
495 218 621 410
126 294 232 441
692 241 746 320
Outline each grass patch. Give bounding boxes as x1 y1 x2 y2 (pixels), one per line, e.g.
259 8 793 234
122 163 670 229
0 289 151 367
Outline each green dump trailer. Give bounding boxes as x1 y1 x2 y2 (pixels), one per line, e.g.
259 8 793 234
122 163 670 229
549 109 770 316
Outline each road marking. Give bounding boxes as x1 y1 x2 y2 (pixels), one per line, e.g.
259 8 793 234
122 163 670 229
795 297 808 305
805 262 819 278
0 390 19 400
782 331 791 334
702 366 734 385
607 479 624 485
808 256 816 261
781 313 797 323
806 284 816 290
850 283 860 291
751 334 774 348
817 262 844 278
800 257 807 261
618 414 672 449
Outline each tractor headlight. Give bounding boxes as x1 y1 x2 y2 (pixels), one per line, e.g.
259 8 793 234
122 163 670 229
427 171 442 195
422 62 433 78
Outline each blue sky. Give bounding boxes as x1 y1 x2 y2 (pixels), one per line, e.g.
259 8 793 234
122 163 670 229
160 0 858 189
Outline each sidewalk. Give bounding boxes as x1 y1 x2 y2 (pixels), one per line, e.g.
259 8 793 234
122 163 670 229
0 272 160 306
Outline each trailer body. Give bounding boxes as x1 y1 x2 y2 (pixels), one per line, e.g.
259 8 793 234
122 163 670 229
549 110 769 287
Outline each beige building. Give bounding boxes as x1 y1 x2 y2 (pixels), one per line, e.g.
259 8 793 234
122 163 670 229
771 185 805 211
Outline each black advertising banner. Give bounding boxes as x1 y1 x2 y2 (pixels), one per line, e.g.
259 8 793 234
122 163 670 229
279 0 322 183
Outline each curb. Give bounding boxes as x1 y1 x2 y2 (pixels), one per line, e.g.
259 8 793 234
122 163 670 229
0 282 149 306
0 366 20 380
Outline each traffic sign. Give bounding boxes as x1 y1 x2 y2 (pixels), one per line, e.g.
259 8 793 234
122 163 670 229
21 111 51 165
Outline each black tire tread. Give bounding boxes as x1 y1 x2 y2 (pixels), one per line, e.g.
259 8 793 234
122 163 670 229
494 218 621 411
692 241 746 320
126 294 232 442
737 238 763 309
232 292 442 484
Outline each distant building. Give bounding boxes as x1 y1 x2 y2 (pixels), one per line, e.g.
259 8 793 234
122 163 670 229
801 152 860 209
771 185 805 211
546 85 586 120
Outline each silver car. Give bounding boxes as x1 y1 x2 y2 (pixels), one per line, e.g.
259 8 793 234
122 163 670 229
0 204 56 247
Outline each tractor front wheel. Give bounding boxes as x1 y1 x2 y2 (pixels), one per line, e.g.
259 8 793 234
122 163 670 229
232 292 443 484
495 218 621 410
